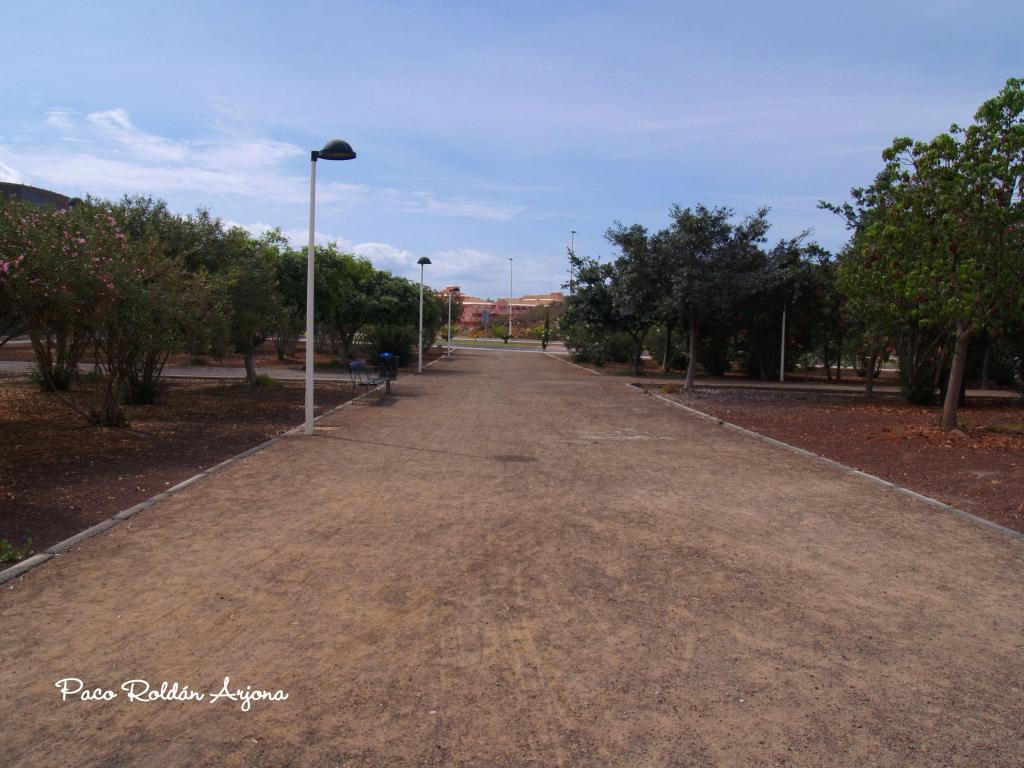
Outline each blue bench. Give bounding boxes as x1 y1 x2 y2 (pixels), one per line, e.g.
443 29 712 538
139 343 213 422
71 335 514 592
348 360 391 397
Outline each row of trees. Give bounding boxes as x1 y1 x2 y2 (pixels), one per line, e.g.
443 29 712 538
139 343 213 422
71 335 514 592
0 194 446 426
563 78 1024 431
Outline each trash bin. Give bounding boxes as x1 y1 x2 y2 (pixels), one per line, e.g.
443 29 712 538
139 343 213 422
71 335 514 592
379 352 398 380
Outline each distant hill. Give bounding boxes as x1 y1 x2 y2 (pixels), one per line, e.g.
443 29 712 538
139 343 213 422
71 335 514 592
0 182 79 209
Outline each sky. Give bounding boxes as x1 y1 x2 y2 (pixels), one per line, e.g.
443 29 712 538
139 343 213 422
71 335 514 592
2 1 1021 298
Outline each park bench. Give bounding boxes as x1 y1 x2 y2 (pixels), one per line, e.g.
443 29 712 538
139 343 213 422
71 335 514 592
348 359 392 398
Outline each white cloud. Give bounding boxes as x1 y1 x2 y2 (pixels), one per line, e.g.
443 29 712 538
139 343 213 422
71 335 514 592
352 242 416 270
0 160 21 183
45 108 76 130
86 107 189 162
2 106 528 223
390 190 527 221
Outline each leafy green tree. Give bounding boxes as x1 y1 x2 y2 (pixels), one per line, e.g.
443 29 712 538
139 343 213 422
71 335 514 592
271 245 306 359
566 223 663 373
109 196 222 403
314 247 380 362
665 205 770 388
826 79 1024 426
734 237 828 380
224 228 285 384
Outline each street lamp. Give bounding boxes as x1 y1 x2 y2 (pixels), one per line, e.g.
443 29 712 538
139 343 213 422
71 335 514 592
569 229 577 293
418 256 432 373
508 257 513 340
305 139 356 436
446 289 453 359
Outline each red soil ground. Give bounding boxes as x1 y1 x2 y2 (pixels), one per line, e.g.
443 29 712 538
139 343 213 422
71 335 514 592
658 386 1024 532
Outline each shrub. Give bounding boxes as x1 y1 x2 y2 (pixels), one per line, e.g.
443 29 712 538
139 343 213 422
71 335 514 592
363 324 417 366
0 537 32 564
562 321 633 365
645 326 688 371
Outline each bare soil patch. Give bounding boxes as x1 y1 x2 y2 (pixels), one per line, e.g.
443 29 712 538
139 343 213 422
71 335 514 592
0 377 356 560
657 386 1024 531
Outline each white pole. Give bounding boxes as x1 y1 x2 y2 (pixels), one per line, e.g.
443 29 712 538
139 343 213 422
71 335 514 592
779 305 786 383
508 257 513 339
418 263 424 373
447 291 452 358
304 154 317 436
569 230 575 293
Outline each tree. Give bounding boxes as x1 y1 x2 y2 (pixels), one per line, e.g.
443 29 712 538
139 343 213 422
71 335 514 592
224 228 284 385
110 196 221 404
826 79 1024 428
0 199 110 392
540 309 551 351
734 236 828 380
316 248 379 363
271 245 306 359
666 205 770 388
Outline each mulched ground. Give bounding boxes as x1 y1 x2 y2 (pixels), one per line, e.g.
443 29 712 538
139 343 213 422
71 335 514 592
659 386 1024 531
0 377 357 560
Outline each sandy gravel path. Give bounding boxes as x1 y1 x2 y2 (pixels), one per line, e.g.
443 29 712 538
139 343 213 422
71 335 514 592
1 349 1021 767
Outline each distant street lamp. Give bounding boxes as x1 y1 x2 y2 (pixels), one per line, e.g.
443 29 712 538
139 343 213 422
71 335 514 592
305 139 356 436
508 257 513 340
418 256 432 373
779 305 787 383
569 229 577 293
446 290 453 359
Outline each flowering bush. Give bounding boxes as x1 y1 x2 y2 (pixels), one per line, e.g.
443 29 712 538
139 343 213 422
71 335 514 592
0 198 119 392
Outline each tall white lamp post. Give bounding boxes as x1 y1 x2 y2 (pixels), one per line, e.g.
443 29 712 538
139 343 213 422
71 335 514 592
507 257 513 340
418 256 432 373
305 139 356 436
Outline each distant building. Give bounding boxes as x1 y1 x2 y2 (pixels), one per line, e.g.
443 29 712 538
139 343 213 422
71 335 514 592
457 290 563 326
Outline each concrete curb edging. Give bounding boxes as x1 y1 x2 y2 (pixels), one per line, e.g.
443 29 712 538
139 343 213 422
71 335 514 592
641 385 1024 541
0 374 406 587
543 351 602 375
0 553 54 583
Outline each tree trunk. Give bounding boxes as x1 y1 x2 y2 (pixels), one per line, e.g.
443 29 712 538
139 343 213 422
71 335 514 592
662 325 672 374
940 324 972 431
339 330 357 364
244 350 258 385
685 320 698 390
631 332 645 375
864 347 878 399
823 344 833 382
981 342 991 390
835 338 842 382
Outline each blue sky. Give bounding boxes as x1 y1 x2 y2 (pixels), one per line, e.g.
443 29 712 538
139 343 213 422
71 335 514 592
2 1 1021 298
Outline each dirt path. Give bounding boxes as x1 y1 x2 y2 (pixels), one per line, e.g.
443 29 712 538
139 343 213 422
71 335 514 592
1 349 1022 766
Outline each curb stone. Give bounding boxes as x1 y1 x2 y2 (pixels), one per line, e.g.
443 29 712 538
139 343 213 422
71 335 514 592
543 351 1022 541
0 371 416 587
0 553 54 585
641 385 1024 542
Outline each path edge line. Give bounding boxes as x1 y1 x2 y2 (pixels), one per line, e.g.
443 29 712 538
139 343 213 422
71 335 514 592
543 351 602 374
641 385 1023 541
0 380 395 587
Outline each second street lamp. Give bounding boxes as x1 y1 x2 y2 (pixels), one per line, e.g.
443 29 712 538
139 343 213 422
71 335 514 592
446 289 453 359
418 256 432 373
305 139 356 436
508 257 513 340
